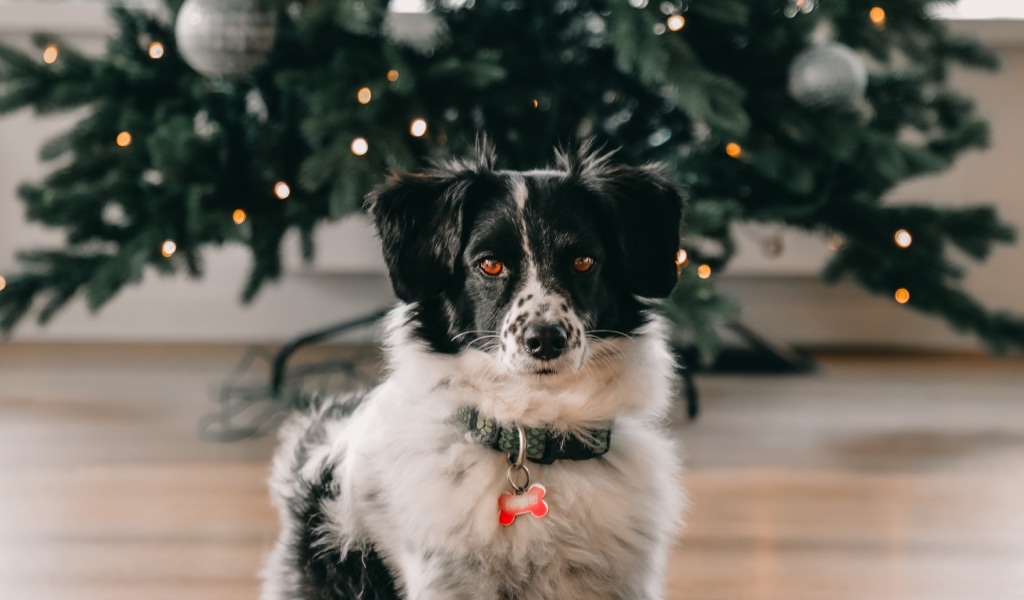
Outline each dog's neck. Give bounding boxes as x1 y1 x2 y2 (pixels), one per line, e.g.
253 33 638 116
380 304 678 431
455 405 613 464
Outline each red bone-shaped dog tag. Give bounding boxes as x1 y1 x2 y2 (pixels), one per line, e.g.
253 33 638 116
498 483 549 526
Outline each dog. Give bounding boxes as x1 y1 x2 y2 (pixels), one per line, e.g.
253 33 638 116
262 139 685 599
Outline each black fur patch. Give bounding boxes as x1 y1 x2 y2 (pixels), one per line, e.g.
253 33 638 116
279 394 402 599
287 470 401 600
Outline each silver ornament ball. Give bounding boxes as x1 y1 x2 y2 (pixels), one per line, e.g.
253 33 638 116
175 0 277 78
788 42 867 109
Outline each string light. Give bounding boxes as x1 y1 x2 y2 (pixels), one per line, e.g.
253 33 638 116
894 288 910 304
116 131 133 147
232 209 247 224
410 118 428 138
351 137 369 156
42 44 59 65
666 15 685 31
0 275 6 292
161 240 177 258
148 41 165 60
869 6 886 27
827 235 844 252
532 99 539 108
894 229 912 248
357 87 372 104
273 181 291 200
725 142 743 158
387 69 400 82
697 264 712 279
675 249 689 267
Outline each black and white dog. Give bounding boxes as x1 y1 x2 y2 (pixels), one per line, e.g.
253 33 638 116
263 140 685 599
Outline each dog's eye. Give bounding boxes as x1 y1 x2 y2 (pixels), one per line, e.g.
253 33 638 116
572 256 595 273
480 258 505 277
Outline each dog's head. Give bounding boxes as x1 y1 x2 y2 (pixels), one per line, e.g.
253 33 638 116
368 140 683 379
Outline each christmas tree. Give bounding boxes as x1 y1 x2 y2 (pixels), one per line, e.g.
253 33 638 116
1 0 1022 358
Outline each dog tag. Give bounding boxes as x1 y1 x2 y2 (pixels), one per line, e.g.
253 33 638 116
498 483 549 526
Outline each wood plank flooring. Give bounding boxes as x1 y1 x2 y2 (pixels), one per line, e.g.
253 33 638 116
0 343 1022 599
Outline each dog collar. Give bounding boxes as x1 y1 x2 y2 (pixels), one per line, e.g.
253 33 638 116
455 406 612 465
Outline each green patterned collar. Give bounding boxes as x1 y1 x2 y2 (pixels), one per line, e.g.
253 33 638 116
455 406 612 465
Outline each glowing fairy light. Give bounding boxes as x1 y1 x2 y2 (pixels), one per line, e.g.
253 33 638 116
870 6 886 26
387 69 400 82
725 142 743 158
351 137 369 156
666 15 685 31
43 45 59 65
116 131 133 147
161 240 177 258
895 288 910 304
232 209 247 224
675 249 689 267
274 181 291 200
148 41 165 60
0 275 7 292
894 229 912 249
697 264 712 279
357 87 372 104
410 118 428 137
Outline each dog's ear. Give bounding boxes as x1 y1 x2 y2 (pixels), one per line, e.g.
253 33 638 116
558 142 684 298
367 171 472 303
602 165 684 298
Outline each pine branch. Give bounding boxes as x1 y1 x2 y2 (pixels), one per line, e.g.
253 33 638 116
1 0 1021 357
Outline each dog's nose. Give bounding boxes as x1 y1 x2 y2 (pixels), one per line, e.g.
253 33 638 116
522 323 569 361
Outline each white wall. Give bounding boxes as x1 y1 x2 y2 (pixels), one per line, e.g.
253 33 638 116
0 5 1022 349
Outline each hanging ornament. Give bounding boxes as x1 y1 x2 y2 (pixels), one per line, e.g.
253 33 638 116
174 0 277 79
787 42 867 109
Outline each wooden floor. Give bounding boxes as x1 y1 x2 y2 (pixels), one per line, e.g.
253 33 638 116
0 344 1022 600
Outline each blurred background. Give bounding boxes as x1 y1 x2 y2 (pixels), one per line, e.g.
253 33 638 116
0 1 1022 599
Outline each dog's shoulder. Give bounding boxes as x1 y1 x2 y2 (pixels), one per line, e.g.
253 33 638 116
264 390 406 599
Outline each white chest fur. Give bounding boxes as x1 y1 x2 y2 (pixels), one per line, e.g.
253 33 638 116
314 382 682 599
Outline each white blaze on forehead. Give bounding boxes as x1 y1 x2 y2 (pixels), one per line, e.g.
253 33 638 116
510 174 529 212
507 174 536 271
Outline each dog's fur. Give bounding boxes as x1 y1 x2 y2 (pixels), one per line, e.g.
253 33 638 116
262 141 685 599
